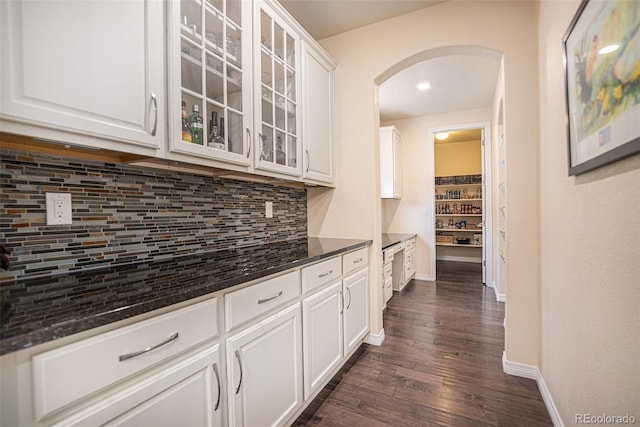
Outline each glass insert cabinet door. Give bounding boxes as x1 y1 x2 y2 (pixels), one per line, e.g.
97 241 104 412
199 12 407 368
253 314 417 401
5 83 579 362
168 0 252 166
254 3 301 176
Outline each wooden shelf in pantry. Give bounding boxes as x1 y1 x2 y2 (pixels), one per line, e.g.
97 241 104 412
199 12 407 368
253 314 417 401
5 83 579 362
436 243 482 248
436 228 482 232
435 183 482 188
435 214 482 217
435 198 482 201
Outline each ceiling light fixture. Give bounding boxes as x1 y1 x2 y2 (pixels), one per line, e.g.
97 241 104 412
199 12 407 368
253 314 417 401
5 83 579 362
417 82 431 91
435 132 449 140
598 44 619 55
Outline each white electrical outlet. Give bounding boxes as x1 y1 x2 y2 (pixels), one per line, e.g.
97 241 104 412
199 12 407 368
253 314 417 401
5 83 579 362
46 193 72 225
265 201 273 218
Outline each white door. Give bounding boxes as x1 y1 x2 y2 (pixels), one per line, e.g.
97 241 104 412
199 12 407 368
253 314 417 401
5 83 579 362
302 281 343 399
343 269 369 355
227 304 303 427
301 43 334 184
0 0 163 153
55 345 222 427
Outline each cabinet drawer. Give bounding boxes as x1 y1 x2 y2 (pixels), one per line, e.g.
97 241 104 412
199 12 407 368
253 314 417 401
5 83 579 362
302 256 342 294
343 248 368 275
383 263 392 279
32 298 219 420
225 270 300 331
383 248 395 264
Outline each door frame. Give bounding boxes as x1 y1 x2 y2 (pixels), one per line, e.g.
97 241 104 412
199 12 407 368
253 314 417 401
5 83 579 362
428 121 493 286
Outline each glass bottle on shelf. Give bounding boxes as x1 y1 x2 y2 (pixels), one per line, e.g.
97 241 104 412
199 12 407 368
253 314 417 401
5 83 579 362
275 135 286 165
189 104 204 145
181 101 191 142
207 111 225 150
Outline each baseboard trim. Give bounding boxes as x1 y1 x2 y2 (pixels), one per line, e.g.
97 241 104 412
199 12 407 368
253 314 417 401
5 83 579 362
364 328 385 346
536 369 564 427
414 273 435 281
502 352 564 427
496 292 506 302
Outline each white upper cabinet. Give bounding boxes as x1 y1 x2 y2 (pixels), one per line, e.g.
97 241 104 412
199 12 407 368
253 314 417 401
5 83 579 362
167 0 253 168
0 0 164 155
301 43 336 185
252 0 302 177
380 126 402 199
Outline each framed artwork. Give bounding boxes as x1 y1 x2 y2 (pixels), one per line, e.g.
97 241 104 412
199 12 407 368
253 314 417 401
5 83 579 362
563 0 640 175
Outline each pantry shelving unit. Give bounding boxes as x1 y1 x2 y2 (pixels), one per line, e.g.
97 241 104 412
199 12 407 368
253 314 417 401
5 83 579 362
435 176 483 248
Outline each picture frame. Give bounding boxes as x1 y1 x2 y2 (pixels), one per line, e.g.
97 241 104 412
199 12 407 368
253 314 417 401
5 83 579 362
563 0 640 175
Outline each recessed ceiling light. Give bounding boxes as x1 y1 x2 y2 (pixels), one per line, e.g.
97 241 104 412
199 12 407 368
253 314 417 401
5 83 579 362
417 82 431 91
435 132 449 140
598 44 619 55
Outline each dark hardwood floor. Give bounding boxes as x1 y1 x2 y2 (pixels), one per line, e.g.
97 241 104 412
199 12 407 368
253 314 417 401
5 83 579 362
293 261 552 426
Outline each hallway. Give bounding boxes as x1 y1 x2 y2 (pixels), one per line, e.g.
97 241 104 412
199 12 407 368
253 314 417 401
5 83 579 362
294 261 552 426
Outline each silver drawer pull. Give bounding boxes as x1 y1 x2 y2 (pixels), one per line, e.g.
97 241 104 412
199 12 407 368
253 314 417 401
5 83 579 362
318 270 333 278
234 350 243 394
346 287 352 310
119 332 179 361
352 257 363 264
258 290 283 304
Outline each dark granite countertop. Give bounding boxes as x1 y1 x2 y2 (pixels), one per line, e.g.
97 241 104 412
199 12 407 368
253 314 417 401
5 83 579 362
0 237 371 356
381 233 417 250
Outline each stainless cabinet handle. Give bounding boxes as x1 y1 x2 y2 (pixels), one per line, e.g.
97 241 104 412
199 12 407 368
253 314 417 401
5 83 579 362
340 290 344 314
212 363 221 411
305 149 310 173
118 332 178 361
352 257 363 264
318 270 333 278
258 290 283 304
150 93 158 136
346 287 352 310
234 350 243 394
246 127 252 158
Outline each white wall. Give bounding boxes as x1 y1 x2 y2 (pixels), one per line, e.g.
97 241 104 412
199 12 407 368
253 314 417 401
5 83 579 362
308 0 540 365
538 1 640 424
381 108 490 278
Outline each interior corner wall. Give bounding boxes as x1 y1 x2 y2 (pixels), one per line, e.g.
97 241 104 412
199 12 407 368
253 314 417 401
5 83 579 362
381 108 490 278
308 0 540 366
538 1 640 423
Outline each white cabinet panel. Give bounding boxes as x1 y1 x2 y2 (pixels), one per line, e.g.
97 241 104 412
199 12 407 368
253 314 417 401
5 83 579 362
343 269 369 355
54 345 222 427
301 43 335 184
302 281 343 399
380 126 402 199
227 303 303 427
0 0 164 153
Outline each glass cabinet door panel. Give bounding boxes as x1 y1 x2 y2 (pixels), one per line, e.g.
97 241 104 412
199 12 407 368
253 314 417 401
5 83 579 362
254 3 300 175
170 0 250 164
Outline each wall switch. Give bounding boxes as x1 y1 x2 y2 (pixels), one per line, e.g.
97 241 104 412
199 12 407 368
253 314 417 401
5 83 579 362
265 201 273 218
46 193 72 225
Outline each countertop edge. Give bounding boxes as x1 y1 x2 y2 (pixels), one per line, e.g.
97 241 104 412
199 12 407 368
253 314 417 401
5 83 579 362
381 233 417 250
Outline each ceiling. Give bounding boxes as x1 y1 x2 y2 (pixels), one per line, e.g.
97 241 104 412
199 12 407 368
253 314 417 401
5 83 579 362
434 129 482 144
279 0 501 121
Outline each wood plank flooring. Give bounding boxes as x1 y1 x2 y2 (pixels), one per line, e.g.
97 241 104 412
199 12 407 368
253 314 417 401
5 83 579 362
293 261 552 426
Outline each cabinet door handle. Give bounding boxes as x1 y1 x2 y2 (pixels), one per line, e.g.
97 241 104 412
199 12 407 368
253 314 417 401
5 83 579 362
257 290 283 304
318 270 333 278
340 290 344 314
352 257 363 264
346 287 352 310
212 362 221 411
246 127 252 158
305 149 310 173
118 332 178 361
150 93 158 136
234 350 243 395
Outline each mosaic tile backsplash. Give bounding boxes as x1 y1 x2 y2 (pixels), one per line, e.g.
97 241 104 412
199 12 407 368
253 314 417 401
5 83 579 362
0 149 307 280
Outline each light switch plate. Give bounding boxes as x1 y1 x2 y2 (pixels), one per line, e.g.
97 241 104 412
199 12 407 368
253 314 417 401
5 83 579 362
265 201 273 218
46 193 72 225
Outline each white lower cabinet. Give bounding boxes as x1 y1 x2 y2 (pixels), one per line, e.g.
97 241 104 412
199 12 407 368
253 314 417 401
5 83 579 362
54 344 222 427
343 268 369 356
227 303 303 427
302 281 343 399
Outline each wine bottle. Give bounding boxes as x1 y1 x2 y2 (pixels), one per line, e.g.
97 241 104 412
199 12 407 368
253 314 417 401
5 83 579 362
189 104 203 145
207 111 225 149
181 101 191 142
